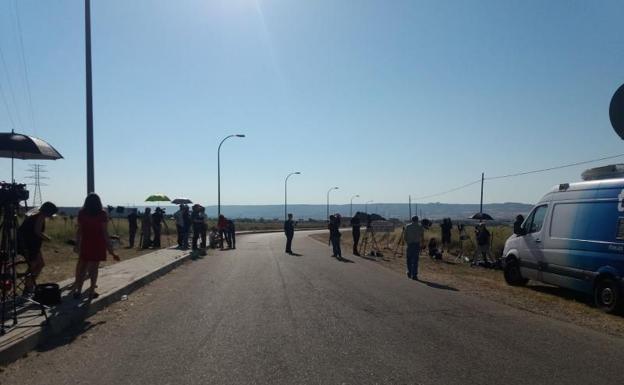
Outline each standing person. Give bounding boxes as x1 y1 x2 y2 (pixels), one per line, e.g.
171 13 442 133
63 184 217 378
191 205 205 250
226 219 236 249
173 205 184 248
473 223 492 265
217 214 227 250
440 218 453 251
72 193 120 299
284 213 295 254
199 207 208 249
404 216 424 280
151 207 164 248
17 202 58 295
126 209 138 248
182 205 191 249
140 208 152 249
328 215 342 259
350 213 361 256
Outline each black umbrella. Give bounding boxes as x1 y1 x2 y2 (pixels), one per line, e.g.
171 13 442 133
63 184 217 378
171 198 193 205
470 212 494 221
0 131 63 180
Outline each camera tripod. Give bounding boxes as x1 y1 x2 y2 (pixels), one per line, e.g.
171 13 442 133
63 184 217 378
0 184 48 335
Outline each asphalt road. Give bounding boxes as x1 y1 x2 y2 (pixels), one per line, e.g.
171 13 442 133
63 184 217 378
2 231 624 385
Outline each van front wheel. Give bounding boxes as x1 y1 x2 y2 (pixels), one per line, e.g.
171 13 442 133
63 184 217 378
594 277 623 314
504 259 528 286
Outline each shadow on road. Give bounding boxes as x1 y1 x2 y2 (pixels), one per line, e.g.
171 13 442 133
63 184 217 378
288 252 303 257
336 256 355 263
417 279 459 292
37 319 107 352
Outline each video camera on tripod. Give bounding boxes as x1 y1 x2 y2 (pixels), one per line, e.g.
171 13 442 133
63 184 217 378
0 182 29 206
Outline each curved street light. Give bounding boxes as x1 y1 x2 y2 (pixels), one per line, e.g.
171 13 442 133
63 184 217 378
326 187 339 220
285 171 301 221
365 200 373 214
350 194 360 217
218 134 245 217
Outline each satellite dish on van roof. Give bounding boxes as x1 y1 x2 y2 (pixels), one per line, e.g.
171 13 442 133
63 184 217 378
609 83 624 140
581 164 624 181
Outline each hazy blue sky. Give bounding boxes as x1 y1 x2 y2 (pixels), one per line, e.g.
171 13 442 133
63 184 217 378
0 0 623 207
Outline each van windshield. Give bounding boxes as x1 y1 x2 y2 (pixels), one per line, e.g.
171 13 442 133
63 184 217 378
526 205 548 233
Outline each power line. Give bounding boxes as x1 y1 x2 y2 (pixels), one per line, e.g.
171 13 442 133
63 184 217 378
412 153 624 201
412 179 481 201
0 79 16 128
12 0 36 133
486 153 624 180
0 43 24 131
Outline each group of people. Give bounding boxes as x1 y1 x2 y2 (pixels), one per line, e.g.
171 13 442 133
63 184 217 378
280 211 499 281
18 193 120 300
126 206 168 249
284 212 346 260
126 204 236 251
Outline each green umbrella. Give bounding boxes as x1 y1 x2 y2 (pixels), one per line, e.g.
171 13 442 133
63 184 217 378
145 194 170 202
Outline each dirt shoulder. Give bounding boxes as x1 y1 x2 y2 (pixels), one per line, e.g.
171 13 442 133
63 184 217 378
310 231 624 338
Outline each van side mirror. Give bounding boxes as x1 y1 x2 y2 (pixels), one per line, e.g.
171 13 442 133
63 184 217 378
514 227 527 236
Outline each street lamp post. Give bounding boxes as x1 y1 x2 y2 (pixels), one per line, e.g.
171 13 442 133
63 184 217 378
284 171 301 221
326 187 339 220
217 134 245 217
350 194 359 217
85 0 94 193
365 200 373 214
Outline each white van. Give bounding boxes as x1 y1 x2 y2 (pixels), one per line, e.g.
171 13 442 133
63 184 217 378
502 173 624 314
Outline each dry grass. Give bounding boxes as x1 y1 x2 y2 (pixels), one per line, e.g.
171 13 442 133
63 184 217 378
311 225 624 338
27 216 188 284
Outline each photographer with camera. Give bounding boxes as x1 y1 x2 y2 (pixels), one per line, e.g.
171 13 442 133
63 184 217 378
152 207 165 248
17 201 58 296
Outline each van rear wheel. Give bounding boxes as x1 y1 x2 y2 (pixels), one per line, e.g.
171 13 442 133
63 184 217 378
594 277 623 314
504 259 528 286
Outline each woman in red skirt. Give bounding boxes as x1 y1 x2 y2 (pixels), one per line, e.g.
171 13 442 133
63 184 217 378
72 193 120 299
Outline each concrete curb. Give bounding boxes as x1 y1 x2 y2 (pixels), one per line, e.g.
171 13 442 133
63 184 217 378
0 249 193 366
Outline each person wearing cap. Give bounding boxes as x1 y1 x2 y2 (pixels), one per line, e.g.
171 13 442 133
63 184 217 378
404 216 424 280
17 201 58 295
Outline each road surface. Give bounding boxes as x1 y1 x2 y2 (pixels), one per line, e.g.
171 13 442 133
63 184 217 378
1 231 623 385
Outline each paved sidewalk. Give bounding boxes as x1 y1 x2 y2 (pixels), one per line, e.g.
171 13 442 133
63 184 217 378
0 247 191 365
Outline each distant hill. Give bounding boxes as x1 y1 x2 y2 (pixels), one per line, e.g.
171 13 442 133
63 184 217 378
57 202 533 222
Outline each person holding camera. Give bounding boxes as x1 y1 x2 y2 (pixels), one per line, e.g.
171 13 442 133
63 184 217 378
152 207 165 248
284 213 295 254
404 216 424 280
17 201 58 296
